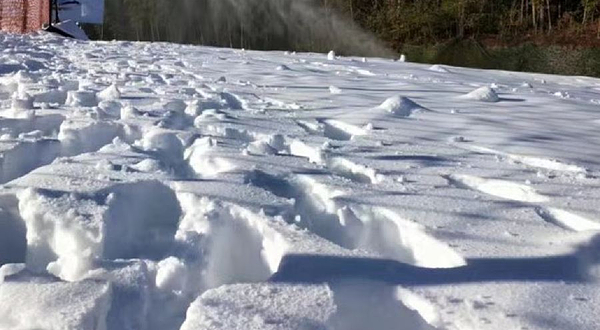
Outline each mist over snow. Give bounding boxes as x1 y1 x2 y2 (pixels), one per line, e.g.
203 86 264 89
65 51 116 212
103 0 395 57
0 30 600 330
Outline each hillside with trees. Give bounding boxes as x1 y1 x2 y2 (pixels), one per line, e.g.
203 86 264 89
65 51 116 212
85 0 600 76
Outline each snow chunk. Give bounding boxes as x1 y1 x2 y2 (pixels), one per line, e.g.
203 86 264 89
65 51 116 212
66 91 98 107
17 188 108 280
0 264 25 284
194 109 228 125
174 192 360 290
16 180 181 281
461 86 500 102
327 50 336 60
155 257 188 294
130 159 166 173
58 119 124 156
140 128 184 163
97 84 121 102
11 93 34 110
220 92 244 110
288 139 326 165
245 134 287 156
185 101 203 117
98 100 122 118
0 273 111 330
323 119 368 140
184 137 237 177
180 283 335 330
120 105 142 119
327 157 385 184
88 260 153 330
163 99 187 113
246 140 278 155
34 89 68 105
329 86 342 94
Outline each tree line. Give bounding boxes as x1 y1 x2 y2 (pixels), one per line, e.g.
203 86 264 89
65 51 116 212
86 0 600 56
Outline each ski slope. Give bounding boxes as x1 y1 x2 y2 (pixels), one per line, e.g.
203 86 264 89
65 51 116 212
0 32 599 330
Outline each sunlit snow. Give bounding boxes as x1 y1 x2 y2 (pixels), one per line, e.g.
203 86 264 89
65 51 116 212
0 32 599 330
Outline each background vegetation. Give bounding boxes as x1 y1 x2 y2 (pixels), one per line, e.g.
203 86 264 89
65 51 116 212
82 0 600 76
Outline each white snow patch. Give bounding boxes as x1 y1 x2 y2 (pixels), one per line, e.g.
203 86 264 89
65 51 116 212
466 145 588 174
536 208 600 232
396 287 442 328
448 174 549 203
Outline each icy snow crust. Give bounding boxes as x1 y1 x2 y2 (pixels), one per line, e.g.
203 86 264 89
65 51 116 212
0 32 599 330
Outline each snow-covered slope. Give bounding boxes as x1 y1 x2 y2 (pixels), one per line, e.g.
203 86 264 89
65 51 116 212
0 31 599 330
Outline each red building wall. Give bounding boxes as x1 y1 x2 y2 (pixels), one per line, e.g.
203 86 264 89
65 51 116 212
0 0 50 34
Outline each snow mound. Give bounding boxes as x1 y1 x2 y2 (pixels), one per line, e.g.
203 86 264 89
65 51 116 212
461 86 500 102
377 95 427 117
429 65 449 73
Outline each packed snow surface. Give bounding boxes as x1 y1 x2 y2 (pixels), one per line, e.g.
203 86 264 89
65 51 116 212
0 32 600 330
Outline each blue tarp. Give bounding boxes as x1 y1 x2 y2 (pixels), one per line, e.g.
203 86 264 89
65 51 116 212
55 0 104 24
